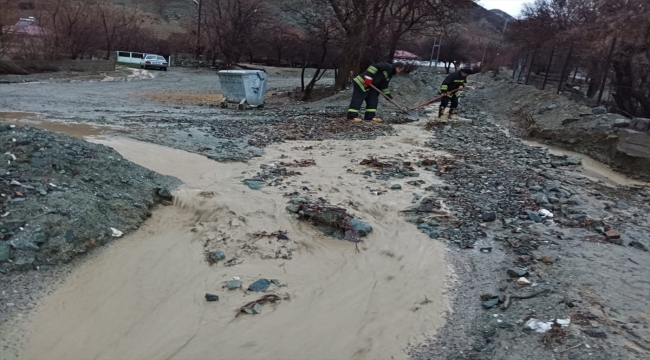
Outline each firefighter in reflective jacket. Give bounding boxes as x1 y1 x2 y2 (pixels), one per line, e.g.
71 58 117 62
348 62 405 123
438 68 473 119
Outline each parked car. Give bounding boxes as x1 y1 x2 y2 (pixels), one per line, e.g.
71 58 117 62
140 54 168 71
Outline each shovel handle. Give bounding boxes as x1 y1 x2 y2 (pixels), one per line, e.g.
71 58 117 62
412 88 460 110
368 83 409 113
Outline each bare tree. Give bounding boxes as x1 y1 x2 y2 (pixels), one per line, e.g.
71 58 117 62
202 0 267 65
95 0 140 60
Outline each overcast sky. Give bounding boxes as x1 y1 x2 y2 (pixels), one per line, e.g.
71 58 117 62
479 0 531 18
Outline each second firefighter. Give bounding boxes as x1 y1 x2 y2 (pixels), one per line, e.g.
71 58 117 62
438 68 473 119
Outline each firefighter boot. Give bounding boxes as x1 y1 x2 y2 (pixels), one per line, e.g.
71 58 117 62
351 117 363 123
372 117 383 123
449 108 457 120
438 107 445 119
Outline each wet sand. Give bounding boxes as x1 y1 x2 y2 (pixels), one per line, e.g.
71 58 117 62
0 111 111 139
17 123 450 360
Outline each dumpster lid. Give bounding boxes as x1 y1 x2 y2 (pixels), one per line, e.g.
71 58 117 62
218 70 266 75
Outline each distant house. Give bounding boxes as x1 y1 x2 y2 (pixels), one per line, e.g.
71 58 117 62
5 17 47 37
394 50 419 60
2 17 49 59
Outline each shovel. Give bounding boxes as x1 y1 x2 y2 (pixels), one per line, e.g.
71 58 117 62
411 88 460 110
368 84 419 121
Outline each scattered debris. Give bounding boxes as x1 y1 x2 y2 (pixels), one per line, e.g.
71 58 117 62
538 209 554 218
605 229 621 240
110 228 123 237
582 327 607 338
480 247 492 253
278 159 316 167
516 277 531 286
539 256 555 264
525 318 570 333
236 294 282 317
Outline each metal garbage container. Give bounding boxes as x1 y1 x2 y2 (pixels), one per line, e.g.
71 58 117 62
217 70 268 107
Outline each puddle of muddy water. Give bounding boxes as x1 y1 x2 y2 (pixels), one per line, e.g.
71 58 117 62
0 111 110 139
521 139 644 186
16 124 450 360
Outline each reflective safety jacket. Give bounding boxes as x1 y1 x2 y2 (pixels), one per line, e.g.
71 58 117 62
439 71 467 97
353 62 396 96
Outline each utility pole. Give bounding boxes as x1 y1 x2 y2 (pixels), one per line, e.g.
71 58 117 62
193 0 202 60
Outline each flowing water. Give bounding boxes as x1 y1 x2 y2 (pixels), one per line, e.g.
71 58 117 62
0 111 111 139
15 124 452 360
521 140 645 186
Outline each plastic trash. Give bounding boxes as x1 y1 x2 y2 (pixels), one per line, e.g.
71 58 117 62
111 228 123 237
525 318 571 333
539 209 554 218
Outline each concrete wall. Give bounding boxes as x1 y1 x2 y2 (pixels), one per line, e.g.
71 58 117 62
0 59 116 73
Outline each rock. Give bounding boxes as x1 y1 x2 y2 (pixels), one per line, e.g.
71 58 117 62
482 298 499 309
209 250 225 262
547 104 558 110
429 231 441 239
417 223 433 232
349 219 373 237
582 327 607 338
617 201 630 210
595 226 605 234
629 241 648 252
540 172 554 180
157 187 172 198
243 180 264 190
507 269 529 278
289 197 309 205
244 303 263 314
612 118 631 128
286 204 301 213
248 278 271 292
570 214 587 221
498 322 515 329
605 229 620 240
13 256 34 270
592 106 607 115
391 184 402 190
65 229 76 244
482 212 497 222
539 256 555 264
9 239 39 252
565 155 582 165
0 242 10 262
535 194 550 205
205 293 219 302
528 212 543 223
562 118 580 125
516 277 531 286
227 277 241 290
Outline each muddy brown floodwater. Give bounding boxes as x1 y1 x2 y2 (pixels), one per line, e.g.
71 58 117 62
15 123 450 360
0 111 112 139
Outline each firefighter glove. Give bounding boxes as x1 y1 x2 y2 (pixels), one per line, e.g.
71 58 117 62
363 76 373 86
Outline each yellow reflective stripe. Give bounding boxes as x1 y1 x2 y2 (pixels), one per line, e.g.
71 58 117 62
365 109 377 112
348 109 359 112
453 80 465 83
440 85 448 90
354 76 368 90
367 66 378 74
382 89 390 94
383 71 389 79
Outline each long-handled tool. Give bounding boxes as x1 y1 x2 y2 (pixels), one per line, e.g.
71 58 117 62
368 83 419 121
411 88 460 110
